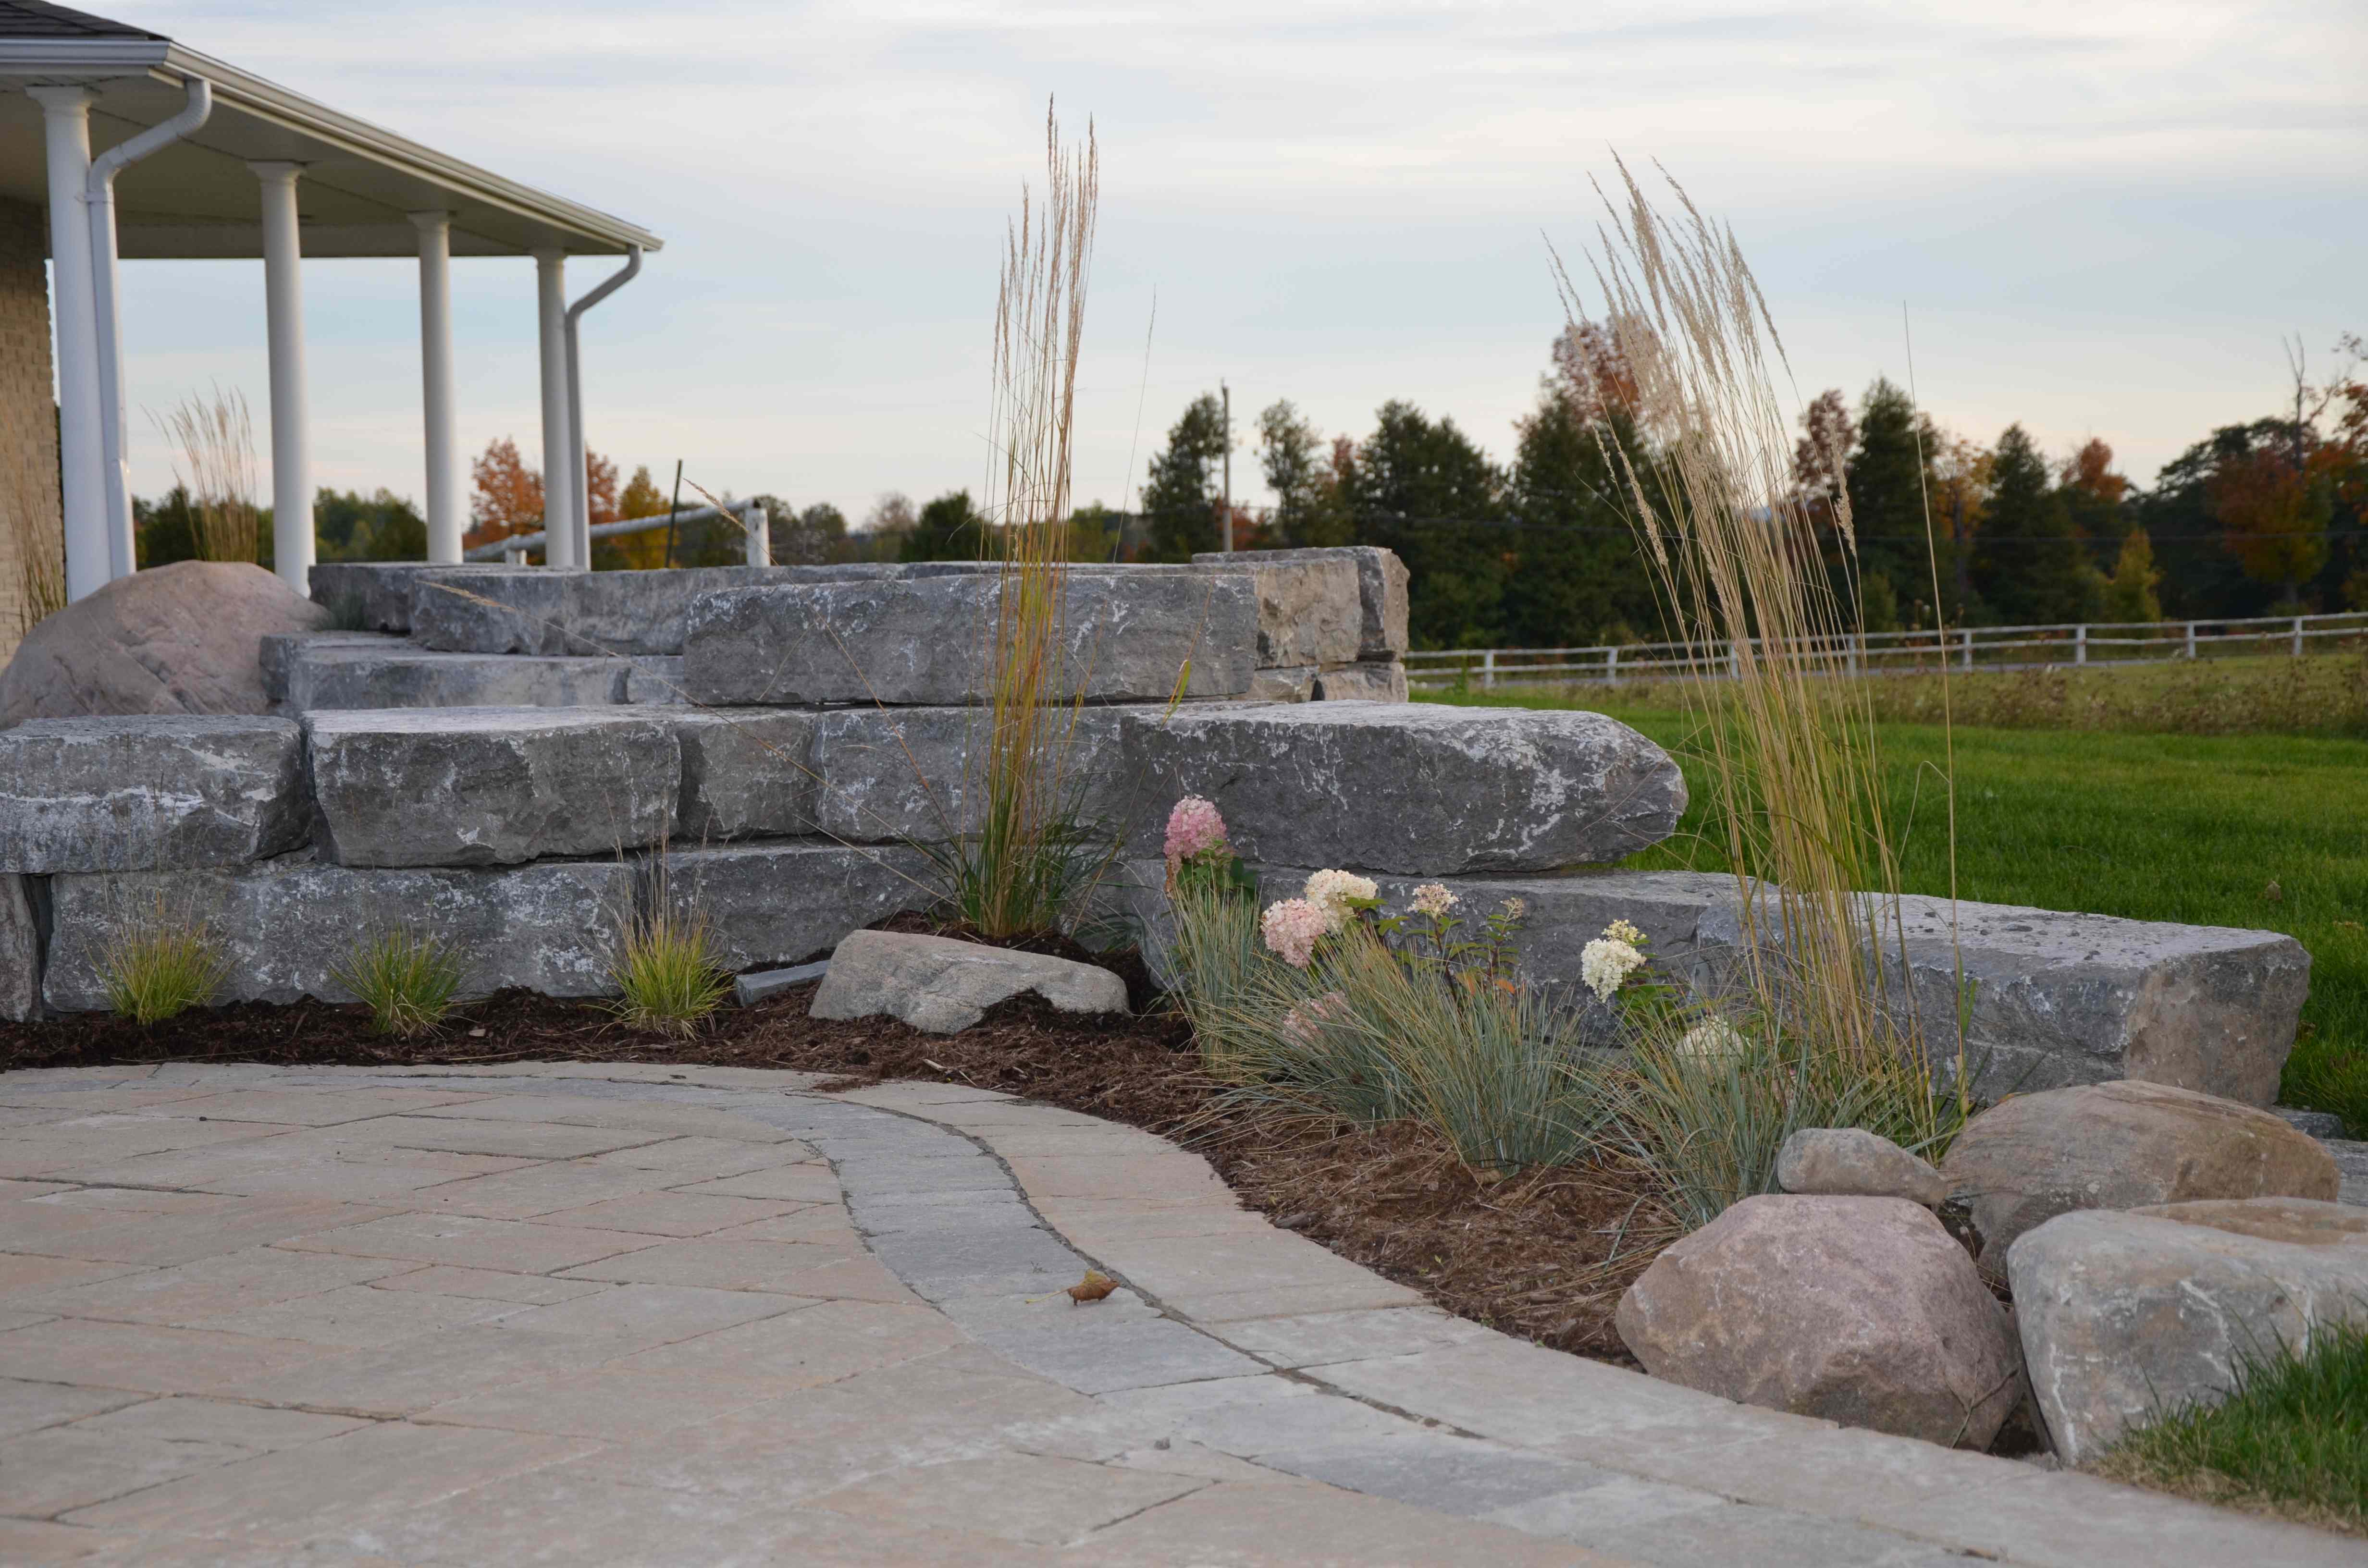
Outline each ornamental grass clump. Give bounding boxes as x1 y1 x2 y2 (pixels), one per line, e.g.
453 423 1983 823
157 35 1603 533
1551 160 1965 1196
610 907 729 1038
332 928 462 1039
99 898 226 1026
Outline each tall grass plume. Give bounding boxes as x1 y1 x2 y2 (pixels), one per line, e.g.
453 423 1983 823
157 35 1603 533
100 895 226 1025
153 385 261 564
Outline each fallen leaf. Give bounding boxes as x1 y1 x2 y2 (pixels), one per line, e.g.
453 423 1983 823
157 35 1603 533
1065 1270 1117 1305
2263 879 2284 903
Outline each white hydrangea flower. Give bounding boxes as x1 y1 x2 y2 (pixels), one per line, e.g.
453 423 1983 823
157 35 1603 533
1302 869 1379 934
1409 883 1459 919
1579 936 1648 1002
1677 1019 1747 1058
1603 918 1647 946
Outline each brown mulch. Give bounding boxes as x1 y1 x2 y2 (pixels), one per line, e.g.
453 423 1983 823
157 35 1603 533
0 926 1663 1365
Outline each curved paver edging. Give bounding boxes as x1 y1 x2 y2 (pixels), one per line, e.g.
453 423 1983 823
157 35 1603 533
0 1061 2350 1567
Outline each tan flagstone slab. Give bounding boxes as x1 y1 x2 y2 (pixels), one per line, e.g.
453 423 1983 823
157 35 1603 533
228 1324 638 1419
0 1254 151 1304
0 1426 257 1519
1089 1233 1415 1301
416 1366 804 1441
0 1087 220 1112
427 1101 806 1146
61 1419 597 1542
26 1140 486 1203
1070 1479 1631 1567
0 1178 75 1197
0 1065 159 1085
396 1160 674 1219
587 1133 812 1175
694 1203 852 1242
674 1163 845 1202
21 1187 249 1216
140 1089 493 1126
185 1282 531 1348
0 1517 131 1562
0 1117 297 1179
6 1246 405 1324
276 1212 661 1273
532 1189 806 1237
15 1198 399 1268
0 1107 117 1131
807 1451 1204 1546
0 1318 336 1396
614 1297 965 1385
362 1264 608 1306
1217 1306 1501 1370
328 1115 666 1160
488 1282 797 1348
554 1237 884 1294
0 1378 147 1440
66 1397 370 1452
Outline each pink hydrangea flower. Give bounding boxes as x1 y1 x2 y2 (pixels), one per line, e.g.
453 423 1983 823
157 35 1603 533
1163 796 1228 870
1261 897 1328 968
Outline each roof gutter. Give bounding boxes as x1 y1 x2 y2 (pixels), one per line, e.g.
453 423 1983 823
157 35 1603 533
561 246 644 566
87 74 211 578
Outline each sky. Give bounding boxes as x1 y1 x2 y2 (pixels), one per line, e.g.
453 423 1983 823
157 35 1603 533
102 1 2368 524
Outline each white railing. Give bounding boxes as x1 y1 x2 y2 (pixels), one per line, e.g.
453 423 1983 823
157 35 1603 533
1404 610 2368 689
462 500 768 566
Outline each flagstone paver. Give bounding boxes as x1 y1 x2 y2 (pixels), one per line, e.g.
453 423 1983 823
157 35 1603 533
0 1063 2350 1565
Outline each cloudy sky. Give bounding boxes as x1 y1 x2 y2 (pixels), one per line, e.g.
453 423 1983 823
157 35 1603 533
107 0 2366 522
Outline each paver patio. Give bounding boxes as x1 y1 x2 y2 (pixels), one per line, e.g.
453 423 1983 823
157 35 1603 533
0 1061 2348 1566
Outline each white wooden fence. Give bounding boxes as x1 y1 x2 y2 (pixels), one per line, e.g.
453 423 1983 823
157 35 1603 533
1404 610 2368 690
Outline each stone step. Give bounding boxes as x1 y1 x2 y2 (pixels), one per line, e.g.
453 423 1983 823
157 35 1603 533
407 564 896 658
279 643 635 713
0 715 308 873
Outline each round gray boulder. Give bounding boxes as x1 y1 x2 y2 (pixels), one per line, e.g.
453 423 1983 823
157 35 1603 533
0 561 330 727
810 929 1130 1035
1616 1194 2021 1449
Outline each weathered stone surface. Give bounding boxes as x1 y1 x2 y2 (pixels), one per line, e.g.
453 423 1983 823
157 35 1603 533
0 561 328 726
672 709 820 842
2009 1199 2368 1463
306 707 680 868
410 564 894 657
1694 893 2311 1107
2276 1106 2347 1139
1128 702 1684 874
1314 661 1408 703
1941 1080 2340 1264
281 646 630 713
1246 666 1317 703
1198 547 1408 659
681 572 1259 706
259 631 400 704
307 562 440 633
0 873 35 1022
649 840 933 971
625 656 686 705
1777 1129 1952 1208
811 929 1129 1034
1212 556 1362 668
0 716 308 871
811 704 1136 844
41 857 633 1009
1616 1194 2020 1448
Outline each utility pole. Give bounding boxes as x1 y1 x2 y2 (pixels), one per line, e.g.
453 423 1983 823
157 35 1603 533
1220 380 1233 553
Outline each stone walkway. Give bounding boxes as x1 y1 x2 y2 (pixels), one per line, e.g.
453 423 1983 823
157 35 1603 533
0 1063 2349 1566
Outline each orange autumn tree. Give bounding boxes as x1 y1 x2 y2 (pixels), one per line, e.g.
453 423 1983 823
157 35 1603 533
464 438 629 558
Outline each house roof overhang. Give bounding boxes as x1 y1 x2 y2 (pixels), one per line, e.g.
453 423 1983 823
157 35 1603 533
0 31 661 259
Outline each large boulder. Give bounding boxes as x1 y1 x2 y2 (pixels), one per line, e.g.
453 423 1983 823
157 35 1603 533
0 715 308 872
0 561 329 727
1616 1194 2022 1449
1129 702 1685 874
2009 1198 2368 1464
810 929 1129 1034
1940 1080 2339 1264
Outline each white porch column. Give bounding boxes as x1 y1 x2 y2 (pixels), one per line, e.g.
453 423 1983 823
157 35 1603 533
410 212 461 563
29 87 106 600
250 161 313 591
532 248 573 568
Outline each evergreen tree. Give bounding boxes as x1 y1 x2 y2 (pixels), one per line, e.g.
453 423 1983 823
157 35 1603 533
1844 379 1945 627
1503 393 1655 647
1140 394 1228 561
900 490 985 563
1347 400 1505 648
2099 528 2164 623
1257 400 1351 547
1973 425 2085 623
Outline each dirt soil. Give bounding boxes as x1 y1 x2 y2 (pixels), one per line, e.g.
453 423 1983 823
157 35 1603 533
0 923 1667 1363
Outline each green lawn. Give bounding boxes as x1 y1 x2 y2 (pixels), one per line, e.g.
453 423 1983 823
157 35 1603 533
1421 690 2368 1131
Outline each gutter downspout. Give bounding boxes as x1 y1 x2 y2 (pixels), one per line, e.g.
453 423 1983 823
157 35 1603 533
89 77 212 580
562 245 641 569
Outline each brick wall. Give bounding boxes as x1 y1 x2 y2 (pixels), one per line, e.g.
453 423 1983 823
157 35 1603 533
0 198 62 666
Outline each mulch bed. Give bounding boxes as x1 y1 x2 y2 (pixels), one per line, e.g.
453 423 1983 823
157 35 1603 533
0 918 1666 1364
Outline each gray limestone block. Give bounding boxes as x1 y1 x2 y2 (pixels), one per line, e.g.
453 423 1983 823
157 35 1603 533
1247 666 1317 703
1196 546 1408 658
1314 660 1408 702
1125 701 1686 874
0 715 309 872
810 929 1129 1033
650 839 936 971
308 562 439 633
1694 893 2313 1107
810 704 1138 844
409 564 902 658
734 959 829 1005
1 874 37 1022
259 632 402 703
679 573 1259 706
40 856 634 1010
1200 556 1362 668
305 706 681 868
281 646 629 713
625 657 688 705
671 709 822 842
